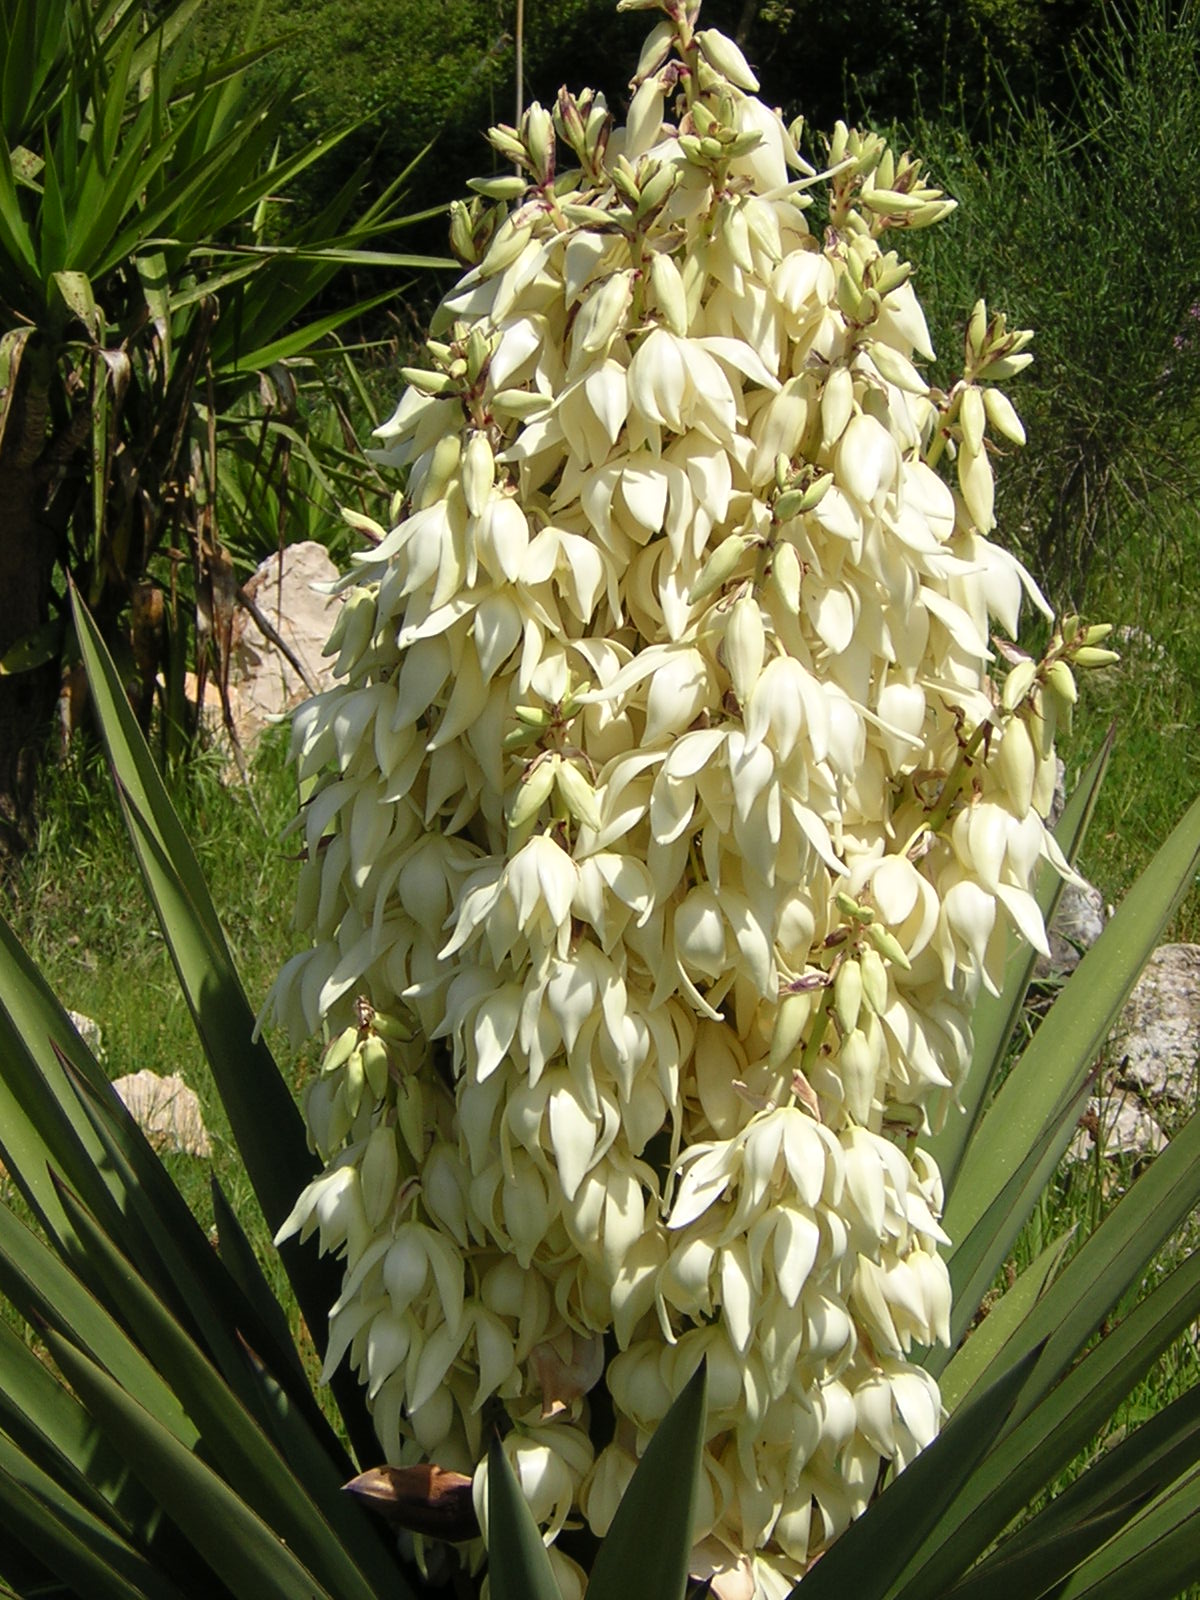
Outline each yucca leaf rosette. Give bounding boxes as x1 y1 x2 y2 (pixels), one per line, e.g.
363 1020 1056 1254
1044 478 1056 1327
271 4 1104 1594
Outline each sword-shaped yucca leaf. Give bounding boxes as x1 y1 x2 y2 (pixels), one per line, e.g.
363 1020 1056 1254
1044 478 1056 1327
0 1437 182 1600
0 1316 150 1535
965 1379 1200 1591
50 1181 393 1600
938 1231 1072 1411
0 913 133 1252
70 585 377 1466
954 1100 1200 1421
889 1247 1200 1596
929 730 1113 1199
485 1437 560 1600
0 920 327 1457
786 1346 1042 1600
0 1200 196 1447
1049 1464 1200 1600
40 1327 340 1600
938 1072 1093 1356
935 1499 1145 1600
485 1364 709 1600
53 1045 340 1449
940 787 1200 1298
209 1176 309 1392
587 1359 708 1600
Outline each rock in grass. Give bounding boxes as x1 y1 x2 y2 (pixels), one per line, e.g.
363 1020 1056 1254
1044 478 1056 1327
1109 943 1200 1105
1068 1089 1167 1164
67 1010 104 1061
111 1070 212 1158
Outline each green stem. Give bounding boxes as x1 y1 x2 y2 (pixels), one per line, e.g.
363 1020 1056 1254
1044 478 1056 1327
904 713 994 853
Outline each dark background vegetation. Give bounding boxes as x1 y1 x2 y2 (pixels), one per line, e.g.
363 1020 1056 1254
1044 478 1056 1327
188 0 1103 268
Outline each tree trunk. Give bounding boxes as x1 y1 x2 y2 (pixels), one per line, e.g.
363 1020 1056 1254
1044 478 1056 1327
0 351 62 862
735 0 760 46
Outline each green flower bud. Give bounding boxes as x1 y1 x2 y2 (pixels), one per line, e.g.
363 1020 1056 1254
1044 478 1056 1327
1072 646 1120 668
492 388 552 420
692 533 750 601
359 1035 391 1103
400 366 454 395
323 1025 360 1075
467 174 528 200
1002 657 1038 711
554 759 603 831
695 28 760 91
859 945 889 1014
982 386 1026 445
508 756 559 831
833 958 863 1034
865 922 913 970
1046 659 1078 706
958 386 985 454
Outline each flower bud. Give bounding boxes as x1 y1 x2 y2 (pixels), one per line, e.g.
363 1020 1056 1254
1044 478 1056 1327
865 922 912 970
859 945 889 1014
771 540 803 612
1072 646 1120 668
695 28 760 91
399 365 453 395
723 594 766 704
1002 656 1038 712
958 385 985 453
359 1034 391 1102
982 385 1026 445
323 1024 359 1075
1046 658 1078 707
508 755 559 832
996 715 1036 816
820 366 854 444
361 1124 401 1226
966 298 989 359
491 387 551 420
461 430 495 517
467 174 527 201
574 270 634 354
833 958 863 1034
525 102 554 184
554 759 603 831
649 248 689 335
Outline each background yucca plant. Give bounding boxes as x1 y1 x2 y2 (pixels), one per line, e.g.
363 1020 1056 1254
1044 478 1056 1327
0 0 447 850
1 589 1198 1599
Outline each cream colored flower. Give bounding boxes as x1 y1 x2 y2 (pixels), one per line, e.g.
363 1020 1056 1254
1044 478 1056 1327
270 3 1071 1593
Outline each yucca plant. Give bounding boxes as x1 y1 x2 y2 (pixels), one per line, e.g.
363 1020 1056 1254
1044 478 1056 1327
0 0 448 844
4 3 1200 1598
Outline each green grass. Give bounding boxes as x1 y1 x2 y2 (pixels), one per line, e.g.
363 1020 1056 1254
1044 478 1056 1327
0 727 326 1383
1066 502 1200 942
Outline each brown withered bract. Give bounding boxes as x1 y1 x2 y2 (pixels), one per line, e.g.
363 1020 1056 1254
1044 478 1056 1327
342 1463 479 1542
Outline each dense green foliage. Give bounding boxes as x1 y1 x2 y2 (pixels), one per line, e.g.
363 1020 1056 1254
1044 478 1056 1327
0 0 443 847
901 2 1200 596
188 0 1104 256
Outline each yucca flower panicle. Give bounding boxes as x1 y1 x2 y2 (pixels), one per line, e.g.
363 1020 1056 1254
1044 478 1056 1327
271 2 1113 1593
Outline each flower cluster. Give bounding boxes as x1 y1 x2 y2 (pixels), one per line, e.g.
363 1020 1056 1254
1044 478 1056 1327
271 4 1106 1594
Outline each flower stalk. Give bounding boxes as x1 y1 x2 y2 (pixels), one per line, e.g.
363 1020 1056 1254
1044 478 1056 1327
269 6 1109 1595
